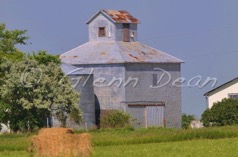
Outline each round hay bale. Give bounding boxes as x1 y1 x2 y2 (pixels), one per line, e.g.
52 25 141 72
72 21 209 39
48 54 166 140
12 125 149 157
30 128 91 157
38 128 74 136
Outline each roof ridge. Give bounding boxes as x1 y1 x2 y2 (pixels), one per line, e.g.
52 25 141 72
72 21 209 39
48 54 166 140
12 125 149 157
139 42 184 63
60 42 89 57
204 77 238 96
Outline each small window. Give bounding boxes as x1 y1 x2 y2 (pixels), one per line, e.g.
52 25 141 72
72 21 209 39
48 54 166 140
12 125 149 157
229 93 238 99
152 74 157 86
98 27 106 37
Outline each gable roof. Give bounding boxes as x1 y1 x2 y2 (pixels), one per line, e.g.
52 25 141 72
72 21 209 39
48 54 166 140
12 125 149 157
60 41 184 65
204 77 238 96
86 10 140 24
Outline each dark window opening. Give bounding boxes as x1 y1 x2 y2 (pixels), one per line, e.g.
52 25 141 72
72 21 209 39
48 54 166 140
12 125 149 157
229 93 238 99
123 24 130 42
152 74 158 86
98 27 106 37
95 95 100 128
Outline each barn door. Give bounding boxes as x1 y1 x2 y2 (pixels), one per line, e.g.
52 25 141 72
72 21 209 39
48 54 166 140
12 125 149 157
127 106 145 128
123 24 130 42
146 106 164 127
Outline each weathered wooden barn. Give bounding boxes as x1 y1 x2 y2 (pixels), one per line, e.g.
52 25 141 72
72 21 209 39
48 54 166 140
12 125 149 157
59 10 183 128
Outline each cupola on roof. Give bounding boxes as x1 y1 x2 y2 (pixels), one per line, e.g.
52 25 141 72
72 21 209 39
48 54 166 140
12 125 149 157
60 10 183 65
86 10 140 24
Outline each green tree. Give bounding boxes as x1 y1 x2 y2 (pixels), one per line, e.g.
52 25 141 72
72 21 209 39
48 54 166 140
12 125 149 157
201 98 238 127
0 23 27 62
182 113 195 129
0 23 28 53
0 55 81 131
0 23 27 84
29 50 60 65
0 24 81 131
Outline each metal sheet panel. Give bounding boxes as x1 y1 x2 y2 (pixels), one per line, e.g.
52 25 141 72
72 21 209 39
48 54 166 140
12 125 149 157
86 10 140 24
127 106 145 128
60 41 183 65
102 10 140 24
70 75 95 127
146 106 164 127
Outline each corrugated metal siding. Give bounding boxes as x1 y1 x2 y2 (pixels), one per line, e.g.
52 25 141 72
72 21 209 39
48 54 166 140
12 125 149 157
127 105 164 128
88 14 116 42
146 106 164 127
127 106 145 128
61 64 126 111
70 74 95 128
125 63 182 128
102 10 140 24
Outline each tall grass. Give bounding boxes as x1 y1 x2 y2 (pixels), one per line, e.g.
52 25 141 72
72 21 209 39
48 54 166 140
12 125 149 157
93 138 238 157
0 134 32 151
90 126 238 146
1 126 238 156
0 151 29 157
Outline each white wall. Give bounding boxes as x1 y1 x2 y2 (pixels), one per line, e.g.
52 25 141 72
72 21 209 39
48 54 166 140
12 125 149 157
207 81 238 108
0 123 10 134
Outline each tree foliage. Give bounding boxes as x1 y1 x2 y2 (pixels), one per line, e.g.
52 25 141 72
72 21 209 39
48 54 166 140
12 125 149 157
0 24 81 131
29 50 60 65
182 113 195 129
0 59 81 131
201 98 238 127
0 23 28 53
0 23 27 62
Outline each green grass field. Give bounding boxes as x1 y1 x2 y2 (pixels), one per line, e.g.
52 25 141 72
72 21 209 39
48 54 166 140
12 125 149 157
1 126 238 157
93 138 238 157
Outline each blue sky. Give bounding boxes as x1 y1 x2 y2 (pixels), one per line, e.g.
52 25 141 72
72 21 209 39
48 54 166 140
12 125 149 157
1 0 238 118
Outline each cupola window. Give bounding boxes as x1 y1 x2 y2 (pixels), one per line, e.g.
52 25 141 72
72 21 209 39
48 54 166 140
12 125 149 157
98 27 106 37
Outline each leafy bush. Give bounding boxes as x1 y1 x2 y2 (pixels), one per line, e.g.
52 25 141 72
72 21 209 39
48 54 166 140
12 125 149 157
201 98 238 127
182 114 195 129
100 110 131 129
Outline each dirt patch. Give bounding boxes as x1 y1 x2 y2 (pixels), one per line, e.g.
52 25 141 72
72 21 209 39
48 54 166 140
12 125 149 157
30 128 91 157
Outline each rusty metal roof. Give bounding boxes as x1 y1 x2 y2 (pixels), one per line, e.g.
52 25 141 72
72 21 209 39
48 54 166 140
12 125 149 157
60 41 183 65
86 10 140 24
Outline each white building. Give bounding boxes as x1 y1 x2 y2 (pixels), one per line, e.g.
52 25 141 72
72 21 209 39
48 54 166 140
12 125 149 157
204 77 238 108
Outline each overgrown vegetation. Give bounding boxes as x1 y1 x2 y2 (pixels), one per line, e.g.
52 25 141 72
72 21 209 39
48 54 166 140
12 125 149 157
100 110 131 129
201 98 238 127
91 126 238 146
182 113 195 129
1 126 238 157
0 23 81 131
0 133 32 151
93 138 238 157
